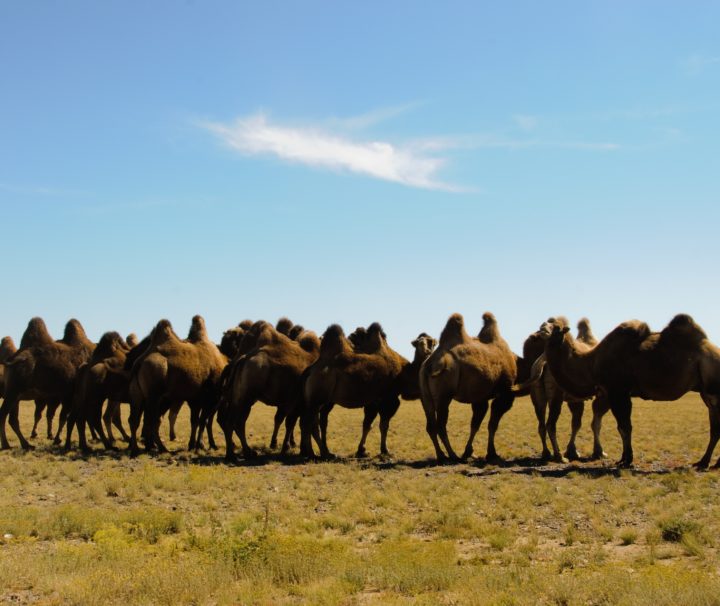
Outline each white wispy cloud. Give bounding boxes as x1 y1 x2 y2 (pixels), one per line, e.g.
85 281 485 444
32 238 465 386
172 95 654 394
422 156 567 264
409 134 619 152
0 182 90 197
201 112 464 191
683 53 720 75
512 114 538 131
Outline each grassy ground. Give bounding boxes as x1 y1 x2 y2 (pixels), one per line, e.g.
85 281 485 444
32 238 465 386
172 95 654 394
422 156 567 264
1 394 719 605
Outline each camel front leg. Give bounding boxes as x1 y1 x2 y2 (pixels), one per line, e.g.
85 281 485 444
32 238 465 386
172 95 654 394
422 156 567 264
546 395 565 462
564 400 585 461
436 398 459 461
530 386 550 459
270 408 285 449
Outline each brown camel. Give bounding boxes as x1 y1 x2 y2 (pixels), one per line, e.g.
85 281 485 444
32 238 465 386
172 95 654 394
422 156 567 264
522 317 607 462
127 316 227 456
220 322 321 462
419 312 517 463
539 314 720 467
64 331 133 451
302 323 432 458
0 318 94 449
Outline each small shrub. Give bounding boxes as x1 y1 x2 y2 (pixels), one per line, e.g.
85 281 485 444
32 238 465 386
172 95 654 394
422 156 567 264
619 528 638 545
658 517 700 543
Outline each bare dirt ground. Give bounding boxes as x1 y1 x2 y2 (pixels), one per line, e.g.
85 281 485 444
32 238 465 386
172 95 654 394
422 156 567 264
1 394 719 605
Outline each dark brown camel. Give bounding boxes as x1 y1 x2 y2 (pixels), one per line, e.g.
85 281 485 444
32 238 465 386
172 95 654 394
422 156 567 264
0 318 94 449
419 312 517 463
220 322 321 462
540 314 720 467
522 317 607 462
127 316 227 456
64 331 133 451
302 323 427 459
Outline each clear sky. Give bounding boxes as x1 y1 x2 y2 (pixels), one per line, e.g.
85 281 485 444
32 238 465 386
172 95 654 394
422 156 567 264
2 1 719 357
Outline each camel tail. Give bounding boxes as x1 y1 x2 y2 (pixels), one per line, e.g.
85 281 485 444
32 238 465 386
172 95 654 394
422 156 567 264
511 353 546 394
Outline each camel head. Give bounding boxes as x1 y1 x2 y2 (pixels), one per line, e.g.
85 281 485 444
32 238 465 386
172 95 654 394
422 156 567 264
276 317 293 336
126 333 139 348
348 327 368 350
411 333 437 359
548 323 571 348
238 319 254 331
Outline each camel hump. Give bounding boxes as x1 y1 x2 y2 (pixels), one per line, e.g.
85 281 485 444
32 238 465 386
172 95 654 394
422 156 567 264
288 324 305 340
187 315 209 342
478 312 501 344
20 317 54 348
320 324 348 358
576 317 598 346
616 319 651 341
151 319 180 347
662 313 707 344
275 317 293 336
93 331 124 361
126 333 139 348
238 319 254 331
298 331 321 354
0 336 17 361
61 319 91 347
439 313 469 349
366 322 387 352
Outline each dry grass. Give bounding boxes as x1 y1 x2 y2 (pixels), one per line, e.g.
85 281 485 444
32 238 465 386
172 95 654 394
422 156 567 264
1 393 719 605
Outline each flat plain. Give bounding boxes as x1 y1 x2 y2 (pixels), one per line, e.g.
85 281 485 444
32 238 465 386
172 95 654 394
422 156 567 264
1 393 719 605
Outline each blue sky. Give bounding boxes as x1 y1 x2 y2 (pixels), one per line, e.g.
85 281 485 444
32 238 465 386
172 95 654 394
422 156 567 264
2 1 719 356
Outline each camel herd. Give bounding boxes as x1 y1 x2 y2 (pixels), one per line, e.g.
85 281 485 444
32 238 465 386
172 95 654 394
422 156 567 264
1 311 720 469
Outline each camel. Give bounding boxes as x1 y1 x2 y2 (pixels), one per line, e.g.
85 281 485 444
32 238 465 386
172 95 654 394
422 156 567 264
220 322 321 462
302 323 433 458
64 331 133 451
538 314 720 467
0 318 94 449
523 317 607 462
127 316 227 456
419 312 517 463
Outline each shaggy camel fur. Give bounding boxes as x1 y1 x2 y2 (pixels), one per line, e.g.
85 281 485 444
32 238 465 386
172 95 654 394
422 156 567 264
220 322 321 462
64 331 133 451
523 317 607 462
1 318 94 449
302 323 431 458
127 316 227 456
541 314 720 467
419 313 517 462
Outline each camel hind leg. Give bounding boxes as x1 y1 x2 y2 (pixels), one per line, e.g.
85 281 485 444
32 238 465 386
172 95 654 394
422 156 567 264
694 392 720 469
590 396 609 459
378 396 401 457
530 385 551 459
356 403 379 457
270 408 285 449
461 399 489 460
31 400 46 439
608 392 633 467
436 397 459 461
420 387 450 462
486 392 514 463
545 394 565 462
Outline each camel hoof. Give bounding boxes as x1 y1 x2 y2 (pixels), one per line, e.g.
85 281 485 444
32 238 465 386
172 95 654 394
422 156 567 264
553 454 569 464
485 453 503 465
321 452 337 461
0 444 10 451
615 459 633 469
591 450 608 460
22 443 36 451
540 449 552 461
355 448 368 458
564 449 580 461
30 432 38 439
243 449 258 459
269 440 278 450
712 459 720 470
